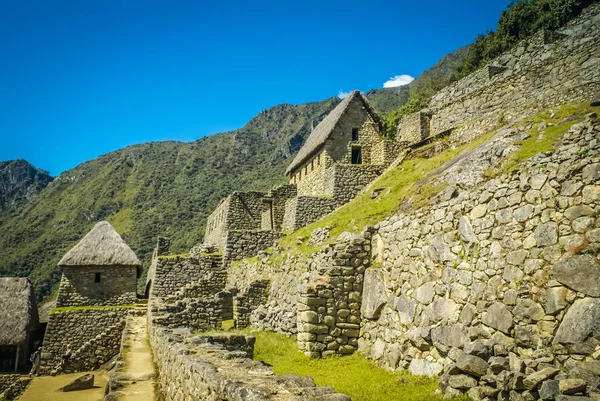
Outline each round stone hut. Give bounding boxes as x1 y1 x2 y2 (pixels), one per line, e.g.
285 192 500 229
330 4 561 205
55 221 141 307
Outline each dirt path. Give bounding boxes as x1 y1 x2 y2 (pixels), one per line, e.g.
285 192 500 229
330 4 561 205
117 312 156 401
19 371 107 401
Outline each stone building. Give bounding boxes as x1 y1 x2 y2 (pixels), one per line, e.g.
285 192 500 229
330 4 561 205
285 90 391 197
56 221 141 307
0 278 39 373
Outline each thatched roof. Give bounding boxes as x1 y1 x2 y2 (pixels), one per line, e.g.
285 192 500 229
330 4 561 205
285 91 383 175
58 221 141 268
0 278 39 345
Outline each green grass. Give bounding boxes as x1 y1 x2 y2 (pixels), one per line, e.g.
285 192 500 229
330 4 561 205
487 102 600 177
277 127 498 255
236 329 468 401
51 304 136 313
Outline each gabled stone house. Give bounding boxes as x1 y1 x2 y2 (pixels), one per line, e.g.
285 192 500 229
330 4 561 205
56 221 141 307
0 278 39 372
285 90 396 198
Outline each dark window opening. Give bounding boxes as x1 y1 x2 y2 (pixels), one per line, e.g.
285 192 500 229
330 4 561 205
95 273 101 283
351 148 362 164
352 128 359 141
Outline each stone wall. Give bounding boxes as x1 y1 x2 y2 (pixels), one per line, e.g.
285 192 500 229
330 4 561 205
396 111 432 145
148 254 222 298
203 197 230 249
372 139 404 166
56 266 138 307
40 308 128 374
360 117 600 399
151 296 225 331
223 230 283 261
149 325 350 401
234 280 270 328
427 4 600 143
282 196 337 232
294 150 334 197
0 375 31 400
261 184 297 231
228 254 304 335
297 231 371 358
324 164 383 206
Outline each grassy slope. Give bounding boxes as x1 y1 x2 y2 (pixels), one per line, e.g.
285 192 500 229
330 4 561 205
278 102 600 255
237 329 468 401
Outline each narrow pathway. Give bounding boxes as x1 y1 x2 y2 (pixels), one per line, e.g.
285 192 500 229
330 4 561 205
18 371 108 401
117 310 157 401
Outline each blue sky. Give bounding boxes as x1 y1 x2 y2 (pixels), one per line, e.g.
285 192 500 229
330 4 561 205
0 0 511 175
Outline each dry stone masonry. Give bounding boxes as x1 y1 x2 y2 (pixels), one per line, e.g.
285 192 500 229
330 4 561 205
149 325 351 401
360 116 600 399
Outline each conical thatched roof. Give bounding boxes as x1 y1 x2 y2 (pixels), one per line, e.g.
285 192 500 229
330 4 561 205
285 90 383 175
58 221 141 268
0 278 39 345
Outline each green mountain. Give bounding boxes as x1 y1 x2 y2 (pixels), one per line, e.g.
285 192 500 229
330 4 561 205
0 98 343 300
0 44 469 301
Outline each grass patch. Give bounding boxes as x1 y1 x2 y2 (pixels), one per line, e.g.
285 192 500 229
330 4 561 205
278 127 497 255
51 304 136 313
237 329 468 401
106 208 133 235
490 102 600 177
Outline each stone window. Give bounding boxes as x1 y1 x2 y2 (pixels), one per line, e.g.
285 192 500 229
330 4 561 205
95 273 101 283
352 128 359 141
351 147 362 164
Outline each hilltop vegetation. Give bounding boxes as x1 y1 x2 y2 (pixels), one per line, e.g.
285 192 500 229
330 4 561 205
384 0 596 133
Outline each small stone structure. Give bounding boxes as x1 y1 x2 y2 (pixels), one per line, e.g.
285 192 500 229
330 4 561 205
56 221 141 307
41 221 139 374
149 326 351 401
0 278 39 373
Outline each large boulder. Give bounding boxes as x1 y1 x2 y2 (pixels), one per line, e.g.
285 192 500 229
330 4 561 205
553 255 600 297
553 297 600 354
456 354 489 377
360 269 387 320
61 374 95 392
408 359 443 376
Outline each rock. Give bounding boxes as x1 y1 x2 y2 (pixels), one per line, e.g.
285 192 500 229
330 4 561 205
459 216 478 244
464 340 492 359
448 374 478 390
396 296 416 325
559 379 587 395
514 299 545 322
468 386 500 401
564 360 600 390
535 222 558 246
412 282 435 305
61 374 95 392
539 380 560 400
545 287 569 315
482 302 513 334
431 325 468 351
370 339 386 360
553 297 600 354
408 359 443 376
583 185 600 204
592 93 600 107
360 269 387 319
523 368 559 390
553 255 600 297
489 357 510 374
456 355 489 377
555 396 594 401
471 204 488 220
564 205 595 220
583 163 600 184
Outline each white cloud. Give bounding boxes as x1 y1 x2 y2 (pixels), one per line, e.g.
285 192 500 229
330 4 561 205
338 90 351 99
383 74 415 88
